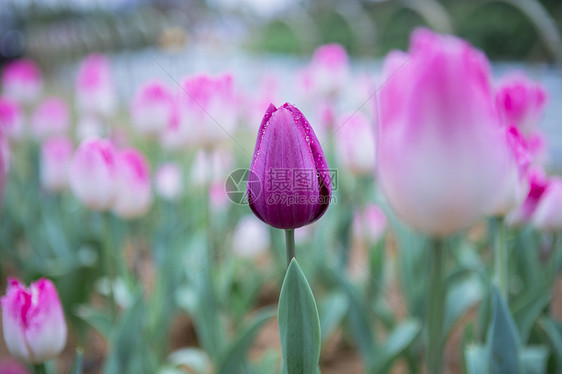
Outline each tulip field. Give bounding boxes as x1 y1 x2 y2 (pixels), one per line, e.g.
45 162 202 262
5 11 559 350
1 2 562 374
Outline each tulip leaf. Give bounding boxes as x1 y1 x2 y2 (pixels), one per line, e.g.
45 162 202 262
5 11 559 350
76 305 113 340
69 348 84 374
488 287 521 374
520 346 549 374
537 318 562 372
465 345 489 374
278 259 321 374
444 275 483 338
512 282 551 343
318 292 348 344
216 307 276 374
370 319 422 373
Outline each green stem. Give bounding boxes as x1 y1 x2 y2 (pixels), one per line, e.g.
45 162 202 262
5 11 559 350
426 239 445 374
32 363 46 374
285 229 296 267
494 217 508 296
102 214 117 321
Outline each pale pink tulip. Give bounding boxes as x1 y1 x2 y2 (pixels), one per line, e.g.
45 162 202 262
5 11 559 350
0 97 23 140
76 54 116 117
69 138 116 210
336 112 376 176
155 163 183 201
305 44 349 97
532 177 562 231
130 80 175 136
40 136 73 192
31 97 70 139
1 59 43 104
0 357 30 374
232 216 270 257
112 148 152 218
377 29 510 236
496 73 546 134
177 73 238 146
1 278 67 363
352 204 387 245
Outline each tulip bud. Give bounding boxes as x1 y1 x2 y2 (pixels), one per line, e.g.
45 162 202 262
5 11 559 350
377 29 511 237
335 112 376 176
40 136 73 193
69 138 116 210
177 74 238 147
496 73 546 134
352 204 387 246
232 215 271 258
1 59 43 104
1 278 67 363
130 80 176 136
531 177 562 231
112 148 152 219
155 162 183 201
76 54 116 117
247 103 332 229
0 97 24 140
31 97 70 139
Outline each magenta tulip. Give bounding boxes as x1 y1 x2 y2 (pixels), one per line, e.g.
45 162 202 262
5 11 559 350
40 136 73 193
496 72 546 134
76 54 116 117
247 103 332 229
130 80 175 136
31 97 70 139
1 59 43 104
377 29 510 236
0 97 23 140
1 278 67 363
112 148 152 219
507 167 547 226
69 138 116 210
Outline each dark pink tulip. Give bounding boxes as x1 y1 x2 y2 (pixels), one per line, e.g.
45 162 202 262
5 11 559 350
0 97 23 140
507 167 547 226
1 278 67 363
247 103 331 229
532 177 562 231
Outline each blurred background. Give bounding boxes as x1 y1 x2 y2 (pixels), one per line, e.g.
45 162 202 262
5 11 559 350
1 0 561 164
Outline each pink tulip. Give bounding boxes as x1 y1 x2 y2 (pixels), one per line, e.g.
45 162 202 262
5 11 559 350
155 162 183 201
76 54 116 117
0 97 23 140
112 148 152 218
232 215 271 257
377 29 510 236
496 72 546 134
1 278 67 363
177 73 238 146
532 177 562 231
507 167 547 226
1 59 43 104
305 44 349 96
335 112 376 176
69 138 116 210
526 130 549 165
40 136 73 193
352 204 387 245
0 358 30 374
31 97 70 139
491 126 531 215
130 80 176 136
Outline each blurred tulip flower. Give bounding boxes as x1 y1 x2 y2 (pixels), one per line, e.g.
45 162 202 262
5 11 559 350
178 73 238 147
377 29 511 237
130 80 176 136
112 148 152 219
155 162 183 201
335 112 376 176
507 167 547 226
305 44 349 97
496 72 546 134
69 138 116 210
1 59 43 104
31 97 70 139
0 97 23 140
532 177 562 231
76 54 116 117
40 136 73 193
0 358 30 374
352 204 387 246
1 278 67 364
248 103 332 229
232 215 271 258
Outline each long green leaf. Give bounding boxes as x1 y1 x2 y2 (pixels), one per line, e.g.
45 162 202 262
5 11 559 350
370 319 421 373
278 259 321 374
488 287 521 374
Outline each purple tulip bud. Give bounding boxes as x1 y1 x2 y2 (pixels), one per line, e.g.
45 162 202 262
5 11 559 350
247 103 331 229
